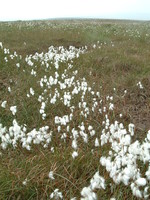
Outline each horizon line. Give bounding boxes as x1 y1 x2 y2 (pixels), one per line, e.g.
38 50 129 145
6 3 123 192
0 16 150 23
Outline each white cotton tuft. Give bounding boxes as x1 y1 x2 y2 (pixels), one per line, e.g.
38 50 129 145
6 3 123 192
136 178 147 187
90 171 105 190
50 188 63 199
1 101 7 108
95 138 100 147
72 151 78 159
22 178 28 185
81 187 97 200
48 171 55 180
10 106 17 115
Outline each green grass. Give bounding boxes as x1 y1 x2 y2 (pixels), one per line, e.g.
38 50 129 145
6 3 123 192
0 19 150 199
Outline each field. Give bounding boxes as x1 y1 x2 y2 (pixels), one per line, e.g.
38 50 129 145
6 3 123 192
0 19 150 199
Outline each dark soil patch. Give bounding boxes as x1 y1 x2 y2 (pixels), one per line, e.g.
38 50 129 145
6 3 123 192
114 77 150 142
123 77 150 139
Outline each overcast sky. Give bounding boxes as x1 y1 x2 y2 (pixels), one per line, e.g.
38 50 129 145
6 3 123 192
0 0 150 21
